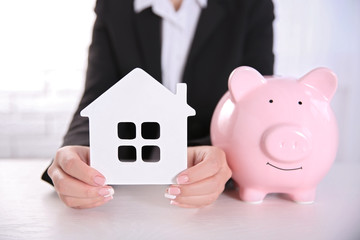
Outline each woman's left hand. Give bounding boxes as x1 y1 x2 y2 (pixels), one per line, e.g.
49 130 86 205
165 146 232 208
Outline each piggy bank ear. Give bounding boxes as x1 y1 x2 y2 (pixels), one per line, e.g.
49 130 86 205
228 66 266 102
299 67 338 101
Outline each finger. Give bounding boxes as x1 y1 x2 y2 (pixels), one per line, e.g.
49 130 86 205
178 147 226 184
64 145 91 164
53 170 114 199
170 192 220 208
168 176 224 198
56 147 106 187
59 194 113 209
165 168 229 205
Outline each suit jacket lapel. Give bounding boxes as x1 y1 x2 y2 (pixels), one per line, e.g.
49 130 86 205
184 0 226 80
134 8 162 82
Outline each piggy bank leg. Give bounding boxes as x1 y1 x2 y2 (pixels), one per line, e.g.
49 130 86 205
239 187 266 204
289 189 316 204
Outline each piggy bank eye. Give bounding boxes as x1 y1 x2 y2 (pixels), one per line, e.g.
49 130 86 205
269 99 274 103
298 101 303 105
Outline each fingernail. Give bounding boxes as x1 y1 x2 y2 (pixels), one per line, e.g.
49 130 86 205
99 187 114 197
164 193 177 200
167 187 181 195
177 175 189 184
94 176 106 186
170 200 179 206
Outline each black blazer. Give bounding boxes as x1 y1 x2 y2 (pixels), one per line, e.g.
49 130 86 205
42 0 274 183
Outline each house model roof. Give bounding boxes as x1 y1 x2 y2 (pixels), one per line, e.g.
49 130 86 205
81 68 195 118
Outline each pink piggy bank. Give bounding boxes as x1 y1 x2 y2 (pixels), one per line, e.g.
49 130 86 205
211 66 338 204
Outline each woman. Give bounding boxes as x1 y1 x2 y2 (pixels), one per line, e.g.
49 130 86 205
42 0 274 209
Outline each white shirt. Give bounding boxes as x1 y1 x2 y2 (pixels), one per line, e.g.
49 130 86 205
134 0 207 93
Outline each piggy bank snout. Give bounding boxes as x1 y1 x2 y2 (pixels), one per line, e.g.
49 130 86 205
261 125 312 163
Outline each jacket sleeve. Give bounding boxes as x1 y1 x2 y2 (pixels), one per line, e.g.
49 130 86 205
63 3 120 147
41 1 120 185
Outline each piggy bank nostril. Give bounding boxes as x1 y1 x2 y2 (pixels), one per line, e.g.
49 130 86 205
292 142 299 149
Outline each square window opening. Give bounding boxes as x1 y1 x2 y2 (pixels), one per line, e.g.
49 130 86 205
118 146 137 162
142 145 160 162
118 122 136 139
141 122 160 139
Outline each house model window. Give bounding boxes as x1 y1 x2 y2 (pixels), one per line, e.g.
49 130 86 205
80 68 195 184
117 121 161 162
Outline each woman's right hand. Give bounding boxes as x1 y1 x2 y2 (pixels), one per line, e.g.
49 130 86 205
48 146 114 209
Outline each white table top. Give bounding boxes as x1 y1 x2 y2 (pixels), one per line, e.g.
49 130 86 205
0 159 359 240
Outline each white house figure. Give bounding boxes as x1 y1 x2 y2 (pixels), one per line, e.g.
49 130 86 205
80 68 196 184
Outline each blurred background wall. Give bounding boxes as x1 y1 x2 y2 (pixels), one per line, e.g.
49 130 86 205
0 1 95 158
0 0 359 162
